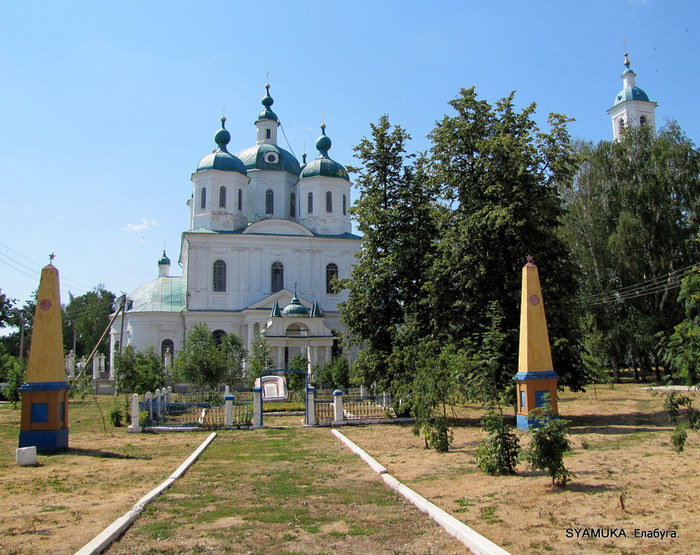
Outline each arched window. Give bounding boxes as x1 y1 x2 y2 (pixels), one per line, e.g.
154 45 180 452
640 115 647 126
290 193 296 218
271 262 284 293
307 192 313 214
237 188 243 211
161 339 174 360
265 189 274 215
342 194 347 216
213 260 226 292
219 186 226 208
201 187 207 209
212 329 226 346
326 263 339 294
618 118 626 132
326 191 333 213
266 129 271 139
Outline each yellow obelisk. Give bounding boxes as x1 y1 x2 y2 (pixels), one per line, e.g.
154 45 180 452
514 256 559 430
19 256 71 451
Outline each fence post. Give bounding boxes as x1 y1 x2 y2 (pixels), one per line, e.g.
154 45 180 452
333 389 344 424
145 391 153 423
225 393 235 426
128 393 142 433
155 388 162 420
253 387 263 428
382 392 388 409
306 385 316 426
360 385 366 400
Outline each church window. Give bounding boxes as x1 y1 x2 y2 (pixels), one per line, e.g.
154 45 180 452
266 189 274 215
640 115 647 126
271 262 284 293
219 186 226 208
618 118 626 132
266 129 271 139
326 263 338 294
201 187 207 209
212 329 226 346
326 191 333 213
290 193 296 218
343 194 347 215
307 192 313 214
238 188 243 211
161 339 174 360
213 260 226 292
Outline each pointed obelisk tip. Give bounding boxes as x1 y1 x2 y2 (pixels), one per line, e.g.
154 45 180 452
25 262 65 383
525 254 535 267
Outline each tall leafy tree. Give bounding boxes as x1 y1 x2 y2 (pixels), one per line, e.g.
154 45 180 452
113 345 166 394
425 87 583 389
563 123 700 380
175 322 246 390
64 285 116 357
340 115 438 390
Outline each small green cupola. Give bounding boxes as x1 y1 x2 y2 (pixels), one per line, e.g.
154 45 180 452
158 250 171 277
257 84 279 122
299 125 349 181
196 117 248 174
282 291 310 317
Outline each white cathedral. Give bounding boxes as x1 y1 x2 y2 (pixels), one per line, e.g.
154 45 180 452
110 86 361 373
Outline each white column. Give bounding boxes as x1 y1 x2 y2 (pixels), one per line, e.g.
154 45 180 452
333 390 343 424
306 386 316 426
253 387 263 428
128 394 142 433
312 346 319 366
277 346 284 369
325 346 332 364
225 393 235 426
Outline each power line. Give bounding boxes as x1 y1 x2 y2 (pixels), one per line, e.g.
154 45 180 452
588 263 696 302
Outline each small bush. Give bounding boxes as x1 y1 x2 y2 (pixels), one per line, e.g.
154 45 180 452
523 408 573 487
424 416 453 452
109 404 124 427
139 410 150 427
476 412 520 475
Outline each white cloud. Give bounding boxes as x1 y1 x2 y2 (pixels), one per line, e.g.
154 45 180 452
121 219 159 232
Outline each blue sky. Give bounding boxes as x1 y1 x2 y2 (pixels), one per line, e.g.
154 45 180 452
1 0 698 309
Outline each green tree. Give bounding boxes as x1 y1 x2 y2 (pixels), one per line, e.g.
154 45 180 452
113 345 166 395
340 115 438 391
0 290 15 329
175 323 246 390
563 124 700 381
424 87 584 390
523 403 573 486
64 285 116 357
2 357 26 408
248 336 274 382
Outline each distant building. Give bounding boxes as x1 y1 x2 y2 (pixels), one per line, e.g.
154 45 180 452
110 86 361 374
607 53 657 141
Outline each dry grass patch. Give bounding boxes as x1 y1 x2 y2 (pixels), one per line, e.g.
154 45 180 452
0 399 210 554
342 383 700 554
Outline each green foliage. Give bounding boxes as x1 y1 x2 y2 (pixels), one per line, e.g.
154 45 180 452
476 412 521 475
174 323 246 390
661 391 699 453
405 340 460 452
2 357 25 407
113 345 166 394
563 124 700 382
659 265 700 385
312 356 351 389
523 404 573 487
340 115 438 391
64 285 116 357
0 289 15 329
139 410 149 426
287 354 308 391
248 336 274 382
426 88 583 390
109 403 124 427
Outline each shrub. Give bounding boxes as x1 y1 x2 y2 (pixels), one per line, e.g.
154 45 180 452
476 412 520 474
523 408 573 487
109 404 124 427
424 416 453 452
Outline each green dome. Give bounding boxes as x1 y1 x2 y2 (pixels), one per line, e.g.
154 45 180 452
257 84 278 122
196 117 248 175
238 143 301 174
613 84 650 107
299 125 349 181
282 295 310 317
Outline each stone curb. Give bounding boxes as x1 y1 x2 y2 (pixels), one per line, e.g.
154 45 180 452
331 430 510 555
75 432 218 555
